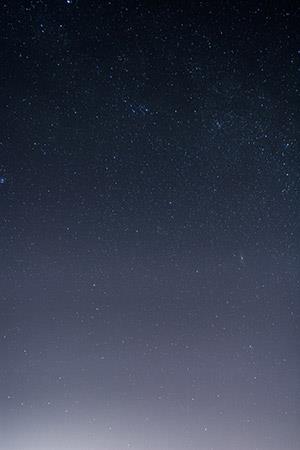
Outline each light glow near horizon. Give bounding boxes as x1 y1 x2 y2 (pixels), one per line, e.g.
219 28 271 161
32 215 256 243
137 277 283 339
2 408 290 450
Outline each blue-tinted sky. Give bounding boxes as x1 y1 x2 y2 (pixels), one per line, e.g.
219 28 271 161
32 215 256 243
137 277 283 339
0 1 299 449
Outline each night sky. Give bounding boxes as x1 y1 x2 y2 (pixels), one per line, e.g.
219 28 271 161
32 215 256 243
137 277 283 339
1 1 299 449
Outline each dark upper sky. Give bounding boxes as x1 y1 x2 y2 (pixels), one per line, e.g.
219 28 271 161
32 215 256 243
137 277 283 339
0 1 299 449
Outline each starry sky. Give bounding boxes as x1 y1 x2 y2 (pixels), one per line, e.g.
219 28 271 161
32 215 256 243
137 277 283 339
0 1 299 449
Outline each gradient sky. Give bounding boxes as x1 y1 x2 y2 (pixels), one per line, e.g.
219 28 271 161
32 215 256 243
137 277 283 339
0 1 299 449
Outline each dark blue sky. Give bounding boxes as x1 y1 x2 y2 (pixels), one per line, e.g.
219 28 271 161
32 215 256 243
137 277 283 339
0 1 299 449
